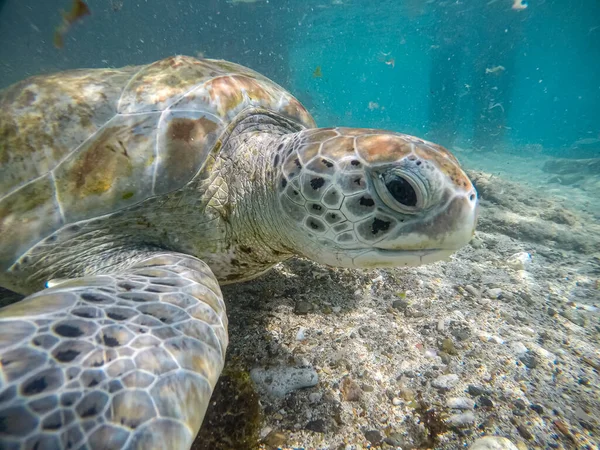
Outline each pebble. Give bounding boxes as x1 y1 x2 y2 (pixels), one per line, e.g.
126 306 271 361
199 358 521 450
440 338 458 355
439 351 452 364
451 327 471 341
432 374 459 390
514 399 527 410
437 318 446 332
486 288 503 299
294 301 310 315
392 299 409 311
263 430 287 447
305 419 326 433
509 341 528 355
250 366 319 397
465 284 481 297
399 388 415 401
384 433 405 446
501 291 515 302
560 309 587 327
516 423 534 440
467 385 488 396
468 436 519 450
479 396 494 408
447 412 476 427
364 430 383 445
530 404 544 414
424 348 438 358
521 327 536 336
489 335 504 344
296 327 306 341
392 397 402 406
447 397 476 410
519 353 538 369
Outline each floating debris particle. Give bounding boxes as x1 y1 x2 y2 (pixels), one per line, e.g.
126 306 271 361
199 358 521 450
110 0 123 12
312 66 323 78
377 51 395 68
485 65 506 74
53 0 91 49
512 0 528 11
368 101 380 110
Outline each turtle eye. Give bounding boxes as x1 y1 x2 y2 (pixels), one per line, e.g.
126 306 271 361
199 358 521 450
375 171 424 214
385 175 417 207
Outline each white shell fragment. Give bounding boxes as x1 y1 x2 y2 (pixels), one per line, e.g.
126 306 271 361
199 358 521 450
250 366 319 397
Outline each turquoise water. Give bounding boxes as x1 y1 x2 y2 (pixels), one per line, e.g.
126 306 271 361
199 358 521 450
0 0 598 155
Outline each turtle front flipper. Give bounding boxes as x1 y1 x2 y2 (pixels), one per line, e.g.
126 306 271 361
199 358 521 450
0 253 228 450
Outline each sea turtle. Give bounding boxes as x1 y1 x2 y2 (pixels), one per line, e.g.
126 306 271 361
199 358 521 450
0 56 478 449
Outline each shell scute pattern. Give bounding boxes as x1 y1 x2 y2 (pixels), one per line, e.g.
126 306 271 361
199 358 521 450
355 133 414 164
154 110 221 196
53 113 159 222
0 68 136 194
0 176 64 274
320 136 356 162
0 56 314 274
413 144 471 189
117 56 222 114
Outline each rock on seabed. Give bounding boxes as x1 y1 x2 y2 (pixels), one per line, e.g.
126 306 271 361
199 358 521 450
469 436 519 450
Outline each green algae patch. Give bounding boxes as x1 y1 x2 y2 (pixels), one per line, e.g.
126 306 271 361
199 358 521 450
192 365 262 450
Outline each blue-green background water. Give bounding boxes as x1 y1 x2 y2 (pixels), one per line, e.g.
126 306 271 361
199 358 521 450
0 0 598 155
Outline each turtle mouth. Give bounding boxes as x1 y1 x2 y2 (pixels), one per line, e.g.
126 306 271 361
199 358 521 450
350 247 458 267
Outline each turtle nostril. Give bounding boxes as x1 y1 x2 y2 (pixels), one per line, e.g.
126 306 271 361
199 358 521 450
468 192 476 202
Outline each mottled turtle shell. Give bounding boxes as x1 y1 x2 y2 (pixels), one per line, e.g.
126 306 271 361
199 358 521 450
0 56 315 271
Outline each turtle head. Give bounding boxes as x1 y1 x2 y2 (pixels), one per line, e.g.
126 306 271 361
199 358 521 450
275 128 478 268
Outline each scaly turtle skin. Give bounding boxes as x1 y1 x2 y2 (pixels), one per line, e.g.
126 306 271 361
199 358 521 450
0 56 478 449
